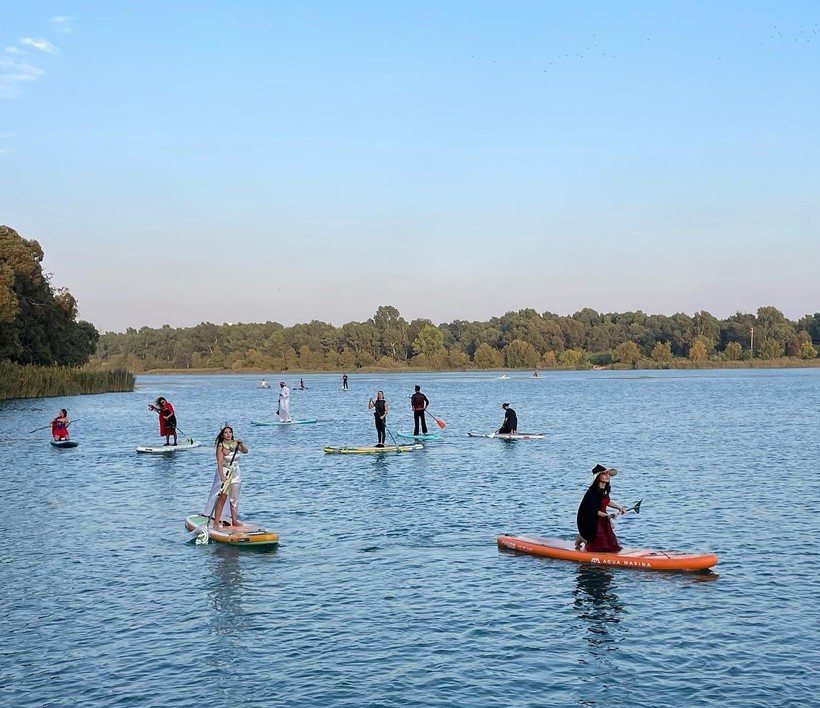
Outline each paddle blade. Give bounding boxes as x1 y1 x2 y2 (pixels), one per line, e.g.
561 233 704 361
633 500 642 515
434 417 446 429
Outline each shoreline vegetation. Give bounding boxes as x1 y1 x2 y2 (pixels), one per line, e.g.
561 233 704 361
1 225 136 400
0 361 135 401
89 304 820 374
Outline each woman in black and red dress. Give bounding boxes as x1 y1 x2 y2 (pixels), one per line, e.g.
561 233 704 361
149 397 177 446
575 464 627 551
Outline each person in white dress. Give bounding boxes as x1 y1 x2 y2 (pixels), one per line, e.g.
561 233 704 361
204 426 248 527
278 381 292 422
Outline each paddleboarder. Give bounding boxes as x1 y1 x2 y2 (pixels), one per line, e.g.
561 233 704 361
575 465 627 551
278 381 292 422
51 409 70 441
205 426 248 527
149 397 177 446
498 403 518 434
342 373 349 390
368 391 389 447
410 385 429 435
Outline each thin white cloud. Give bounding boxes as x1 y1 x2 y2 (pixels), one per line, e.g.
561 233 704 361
20 37 60 55
0 59 45 98
50 16 73 33
5 46 21 54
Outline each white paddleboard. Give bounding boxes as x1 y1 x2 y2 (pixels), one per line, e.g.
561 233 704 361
136 440 202 453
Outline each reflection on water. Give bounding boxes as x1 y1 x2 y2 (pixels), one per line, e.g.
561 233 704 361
573 566 624 656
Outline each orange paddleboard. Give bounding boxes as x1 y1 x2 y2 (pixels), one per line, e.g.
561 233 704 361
497 535 718 572
185 515 279 546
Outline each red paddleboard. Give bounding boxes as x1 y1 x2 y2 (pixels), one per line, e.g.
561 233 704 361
497 535 718 572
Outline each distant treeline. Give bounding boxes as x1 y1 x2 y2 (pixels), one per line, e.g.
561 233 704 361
1 225 134 399
90 304 820 372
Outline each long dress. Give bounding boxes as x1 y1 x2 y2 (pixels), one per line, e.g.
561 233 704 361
203 442 242 523
584 496 622 552
278 385 291 422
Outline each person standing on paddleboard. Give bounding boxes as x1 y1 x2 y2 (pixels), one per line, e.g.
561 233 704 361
342 373 349 390
51 409 70 441
278 381 292 422
410 385 429 435
575 465 627 551
368 391 389 447
498 403 517 434
149 397 177 446
205 426 248 527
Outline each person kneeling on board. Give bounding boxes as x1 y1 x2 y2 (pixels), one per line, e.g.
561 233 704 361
575 465 627 551
498 403 517 434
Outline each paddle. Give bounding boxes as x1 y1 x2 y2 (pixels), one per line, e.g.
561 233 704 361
384 423 400 449
426 411 446 429
30 419 78 434
619 500 643 516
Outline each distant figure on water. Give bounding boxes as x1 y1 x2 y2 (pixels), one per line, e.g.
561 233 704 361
278 381 292 422
368 391 389 447
498 403 517 434
149 397 177 446
342 374 349 390
575 465 627 552
532 370 540 378
299 378 305 390
410 385 429 435
205 426 248 527
51 409 70 441
260 379 270 389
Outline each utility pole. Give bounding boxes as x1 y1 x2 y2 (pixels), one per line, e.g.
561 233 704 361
750 326 755 355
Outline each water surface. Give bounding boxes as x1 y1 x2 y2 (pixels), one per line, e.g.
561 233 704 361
3 370 818 706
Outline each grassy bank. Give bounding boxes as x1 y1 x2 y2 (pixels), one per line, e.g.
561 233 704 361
0 361 135 400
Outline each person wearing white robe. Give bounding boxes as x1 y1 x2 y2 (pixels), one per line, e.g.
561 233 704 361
278 381 292 422
204 426 247 526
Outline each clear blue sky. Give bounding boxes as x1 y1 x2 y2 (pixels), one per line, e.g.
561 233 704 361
2 1 818 332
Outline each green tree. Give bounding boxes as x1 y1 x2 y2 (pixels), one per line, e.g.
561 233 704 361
650 341 673 364
758 337 784 359
502 339 539 368
412 324 445 359
473 342 503 368
800 341 817 359
688 336 709 362
613 341 641 366
558 349 588 369
723 341 743 360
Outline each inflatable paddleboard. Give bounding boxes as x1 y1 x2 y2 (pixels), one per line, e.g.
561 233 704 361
50 440 79 448
136 440 202 454
323 444 423 454
467 432 545 440
184 515 279 547
395 432 443 441
497 535 718 572
250 419 318 426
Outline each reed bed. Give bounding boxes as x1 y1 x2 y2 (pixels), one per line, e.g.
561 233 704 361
0 361 135 400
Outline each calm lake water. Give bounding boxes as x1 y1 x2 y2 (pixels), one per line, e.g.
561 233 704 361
3 369 818 707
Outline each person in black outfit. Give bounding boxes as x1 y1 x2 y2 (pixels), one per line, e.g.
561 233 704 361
410 385 429 435
342 374 349 390
368 391 389 447
498 402 517 434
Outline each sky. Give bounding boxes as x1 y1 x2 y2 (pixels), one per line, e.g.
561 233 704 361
1 1 818 332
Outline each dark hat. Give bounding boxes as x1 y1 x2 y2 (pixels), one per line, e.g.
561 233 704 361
501 402 509 408
592 463 617 477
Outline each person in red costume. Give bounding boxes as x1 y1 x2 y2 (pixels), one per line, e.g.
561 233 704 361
51 409 70 441
575 464 627 551
149 397 178 446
